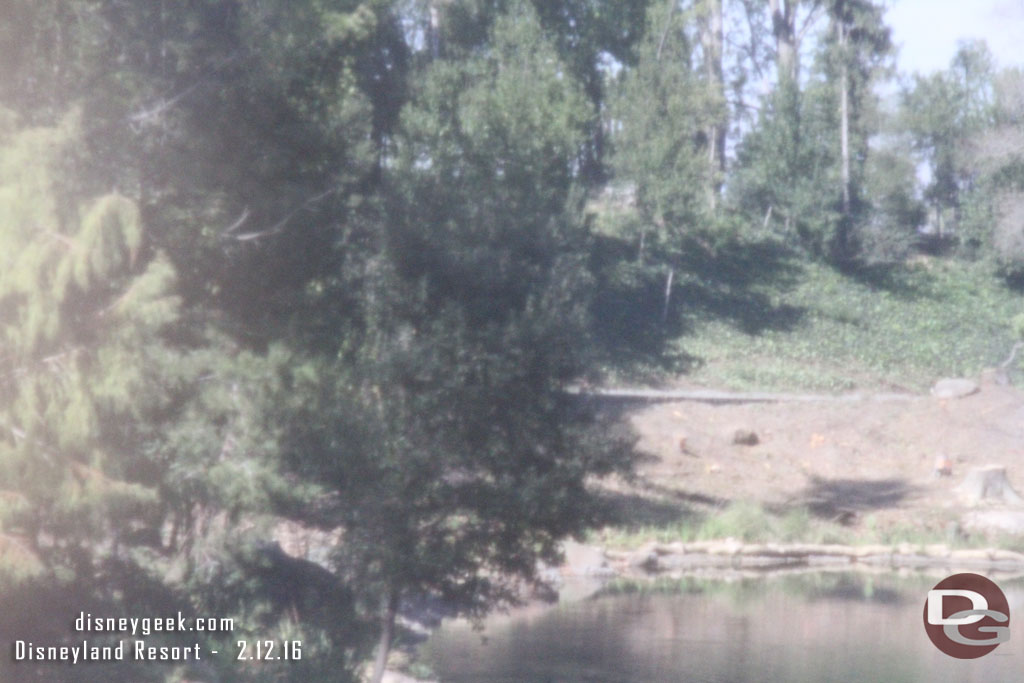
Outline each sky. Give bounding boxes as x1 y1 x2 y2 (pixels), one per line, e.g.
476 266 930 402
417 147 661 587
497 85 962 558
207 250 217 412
886 0 1024 75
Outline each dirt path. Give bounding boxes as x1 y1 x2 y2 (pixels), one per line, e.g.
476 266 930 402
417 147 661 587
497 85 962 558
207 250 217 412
618 378 1024 536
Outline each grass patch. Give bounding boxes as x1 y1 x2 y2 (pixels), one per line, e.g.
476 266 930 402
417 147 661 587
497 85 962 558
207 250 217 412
592 501 852 549
596 243 1024 391
591 501 1003 550
683 259 1023 391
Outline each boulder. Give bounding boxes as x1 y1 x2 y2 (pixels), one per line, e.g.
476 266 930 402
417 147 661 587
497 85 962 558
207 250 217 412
560 540 610 577
628 542 660 572
931 378 979 399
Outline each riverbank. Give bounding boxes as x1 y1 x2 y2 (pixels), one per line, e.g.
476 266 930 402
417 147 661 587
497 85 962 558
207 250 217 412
389 538 1024 682
556 538 1024 586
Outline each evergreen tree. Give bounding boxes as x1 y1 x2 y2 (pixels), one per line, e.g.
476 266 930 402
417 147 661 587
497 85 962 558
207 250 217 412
0 111 176 579
265 5 635 680
607 1 721 321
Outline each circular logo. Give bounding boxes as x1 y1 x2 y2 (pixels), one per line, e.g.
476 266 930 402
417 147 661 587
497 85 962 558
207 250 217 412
923 573 1010 658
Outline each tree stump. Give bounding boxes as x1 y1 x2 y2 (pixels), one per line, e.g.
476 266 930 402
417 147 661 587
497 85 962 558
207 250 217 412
955 465 1024 505
731 429 759 446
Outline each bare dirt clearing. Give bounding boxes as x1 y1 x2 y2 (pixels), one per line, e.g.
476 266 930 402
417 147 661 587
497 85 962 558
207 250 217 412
613 379 1024 537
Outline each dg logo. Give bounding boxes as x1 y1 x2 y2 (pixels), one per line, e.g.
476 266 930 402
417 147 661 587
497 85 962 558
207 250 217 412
924 573 1010 659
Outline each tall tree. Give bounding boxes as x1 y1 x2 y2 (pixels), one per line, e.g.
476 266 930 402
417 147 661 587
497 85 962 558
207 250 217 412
823 0 891 258
609 0 721 319
767 0 822 86
266 5 635 680
903 41 995 237
0 113 161 570
698 0 727 202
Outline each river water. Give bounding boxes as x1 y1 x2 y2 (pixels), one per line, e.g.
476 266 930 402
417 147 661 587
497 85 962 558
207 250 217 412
422 572 1024 682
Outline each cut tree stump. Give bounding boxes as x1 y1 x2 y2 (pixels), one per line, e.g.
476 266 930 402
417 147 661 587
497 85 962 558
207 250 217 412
955 465 1024 505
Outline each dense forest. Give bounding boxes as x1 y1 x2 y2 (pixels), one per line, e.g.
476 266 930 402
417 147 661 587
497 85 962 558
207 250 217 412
2 1 1024 681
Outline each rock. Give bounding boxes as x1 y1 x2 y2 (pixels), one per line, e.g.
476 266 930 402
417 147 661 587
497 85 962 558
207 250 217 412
560 540 610 577
834 509 859 526
678 435 697 456
930 378 979 399
530 581 560 603
963 510 1024 535
629 543 660 572
955 465 1024 505
731 428 759 446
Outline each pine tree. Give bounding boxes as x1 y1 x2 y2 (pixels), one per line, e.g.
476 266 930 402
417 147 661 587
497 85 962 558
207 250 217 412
0 110 178 581
263 5 636 680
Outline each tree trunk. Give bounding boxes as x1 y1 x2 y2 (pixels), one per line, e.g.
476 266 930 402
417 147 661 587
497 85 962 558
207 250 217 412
700 0 727 205
427 1 443 59
370 589 400 683
837 19 851 258
662 268 674 324
655 0 678 62
769 0 799 85
838 21 850 219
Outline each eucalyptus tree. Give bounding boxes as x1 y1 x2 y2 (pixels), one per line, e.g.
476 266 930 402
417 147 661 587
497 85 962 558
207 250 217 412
822 0 891 259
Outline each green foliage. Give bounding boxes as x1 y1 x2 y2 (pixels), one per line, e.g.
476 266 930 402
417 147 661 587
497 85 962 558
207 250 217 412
608 0 714 249
372 0 627 597
901 41 996 237
731 0 892 261
0 112 176 579
954 66 1024 273
604 0 741 258
210 5 641 678
731 78 842 256
859 145 927 262
682 257 1022 391
594 501 845 549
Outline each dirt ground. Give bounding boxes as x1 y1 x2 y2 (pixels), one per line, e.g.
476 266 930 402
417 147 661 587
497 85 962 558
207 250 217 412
620 377 1024 536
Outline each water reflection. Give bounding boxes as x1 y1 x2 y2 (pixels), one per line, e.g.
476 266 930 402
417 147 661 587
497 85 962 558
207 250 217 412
424 572 1024 682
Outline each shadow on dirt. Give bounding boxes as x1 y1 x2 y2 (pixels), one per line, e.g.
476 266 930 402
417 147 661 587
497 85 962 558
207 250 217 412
795 476 918 519
590 490 702 530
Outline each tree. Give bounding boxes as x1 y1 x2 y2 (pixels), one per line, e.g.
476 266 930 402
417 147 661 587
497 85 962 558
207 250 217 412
262 6 635 681
0 113 233 683
903 41 995 237
958 65 1024 272
767 0 822 85
731 68 839 255
698 0 727 202
731 0 837 254
607 1 722 321
822 0 891 259
0 111 175 576
732 0 892 260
